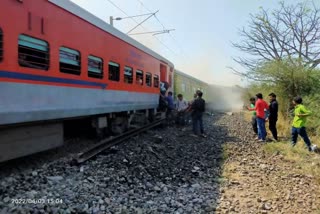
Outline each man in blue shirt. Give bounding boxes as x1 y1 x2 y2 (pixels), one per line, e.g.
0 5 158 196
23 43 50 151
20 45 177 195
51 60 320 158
166 91 175 124
166 91 174 110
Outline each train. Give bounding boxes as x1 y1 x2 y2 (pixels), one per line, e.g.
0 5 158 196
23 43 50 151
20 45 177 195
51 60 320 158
174 70 208 101
0 0 208 162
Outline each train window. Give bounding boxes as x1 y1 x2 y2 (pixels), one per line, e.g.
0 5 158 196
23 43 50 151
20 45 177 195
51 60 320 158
88 55 103 79
0 28 3 62
108 62 120 81
136 70 143 85
153 75 159 88
59 47 81 75
146 72 152 87
18 34 49 70
124 66 133 84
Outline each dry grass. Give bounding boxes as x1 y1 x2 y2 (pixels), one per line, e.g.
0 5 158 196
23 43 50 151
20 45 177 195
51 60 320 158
263 141 320 184
274 114 291 139
243 111 320 183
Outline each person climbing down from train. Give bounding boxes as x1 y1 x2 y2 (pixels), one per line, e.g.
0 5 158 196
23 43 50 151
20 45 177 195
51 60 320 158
249 97 258 136
291 96 313 151
247 93 269 142
158 87 168 112
190 91 206 138
175 94 188 126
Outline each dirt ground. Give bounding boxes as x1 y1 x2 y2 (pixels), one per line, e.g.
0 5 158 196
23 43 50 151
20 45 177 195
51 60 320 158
216 112 320 214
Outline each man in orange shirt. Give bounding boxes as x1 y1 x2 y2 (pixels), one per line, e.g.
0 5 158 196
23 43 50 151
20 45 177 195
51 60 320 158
247 93 269 142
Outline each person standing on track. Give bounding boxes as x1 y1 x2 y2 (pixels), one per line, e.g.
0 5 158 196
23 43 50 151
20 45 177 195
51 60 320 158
175 94 188 126
266 93 278 141
247 93 269 142
190 91 206 138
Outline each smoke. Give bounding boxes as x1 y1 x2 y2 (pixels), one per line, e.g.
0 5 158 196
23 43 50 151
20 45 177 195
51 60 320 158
206 85 244 112
176 50 242 87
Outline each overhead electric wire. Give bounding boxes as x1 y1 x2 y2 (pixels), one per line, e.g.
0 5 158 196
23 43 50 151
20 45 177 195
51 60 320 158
126 10 158 34
135 0 191 61
136 0 165 30
106 0 177 55
106 0 130 16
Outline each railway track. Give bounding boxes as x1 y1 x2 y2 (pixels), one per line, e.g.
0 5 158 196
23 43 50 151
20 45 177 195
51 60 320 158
76 118 166 163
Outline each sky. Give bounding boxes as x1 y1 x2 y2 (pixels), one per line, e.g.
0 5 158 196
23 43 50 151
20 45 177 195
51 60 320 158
70 0 311 86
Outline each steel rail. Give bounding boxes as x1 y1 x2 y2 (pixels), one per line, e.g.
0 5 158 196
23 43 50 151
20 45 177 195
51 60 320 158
76 118 166 163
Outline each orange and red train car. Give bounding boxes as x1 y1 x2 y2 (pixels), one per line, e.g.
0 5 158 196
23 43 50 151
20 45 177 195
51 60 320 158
0 0 174 162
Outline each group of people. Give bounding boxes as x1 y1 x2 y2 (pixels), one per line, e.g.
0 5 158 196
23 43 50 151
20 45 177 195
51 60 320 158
248 93 278 142
247 93 313 151
165 90 207 138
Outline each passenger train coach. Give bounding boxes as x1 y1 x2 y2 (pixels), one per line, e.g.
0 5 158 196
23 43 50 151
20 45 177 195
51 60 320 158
174 69 208 101
0 0 174 162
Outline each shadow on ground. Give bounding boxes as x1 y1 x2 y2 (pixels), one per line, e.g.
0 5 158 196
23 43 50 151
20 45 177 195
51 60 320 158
0 112 241 214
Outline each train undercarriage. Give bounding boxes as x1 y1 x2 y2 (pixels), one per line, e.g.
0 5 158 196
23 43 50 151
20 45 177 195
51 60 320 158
0 108 166 163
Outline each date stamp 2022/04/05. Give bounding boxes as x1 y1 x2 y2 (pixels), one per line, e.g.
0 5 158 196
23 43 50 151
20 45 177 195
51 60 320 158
10 198 63 205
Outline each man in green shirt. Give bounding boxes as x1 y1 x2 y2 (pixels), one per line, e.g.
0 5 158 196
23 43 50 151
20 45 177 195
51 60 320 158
291 96 312 151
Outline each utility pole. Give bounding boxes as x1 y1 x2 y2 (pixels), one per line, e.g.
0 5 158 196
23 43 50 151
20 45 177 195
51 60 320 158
110 16 114 26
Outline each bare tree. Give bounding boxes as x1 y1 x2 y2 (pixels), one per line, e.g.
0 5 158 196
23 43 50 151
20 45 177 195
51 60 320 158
232 1 320 80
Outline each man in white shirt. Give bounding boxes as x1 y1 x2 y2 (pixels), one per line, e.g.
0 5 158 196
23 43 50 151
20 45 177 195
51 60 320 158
176 94 188 125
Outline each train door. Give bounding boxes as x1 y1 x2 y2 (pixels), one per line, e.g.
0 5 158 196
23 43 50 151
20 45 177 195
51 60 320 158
169 66 173 91
160 64 174 91
160 63 168 92
160 64 167 83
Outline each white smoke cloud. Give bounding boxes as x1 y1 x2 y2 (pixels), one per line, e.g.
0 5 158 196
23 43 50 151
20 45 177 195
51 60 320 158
206 85 244 112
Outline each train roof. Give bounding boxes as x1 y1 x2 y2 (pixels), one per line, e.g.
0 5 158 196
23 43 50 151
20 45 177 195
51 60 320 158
174 69 208 85
49 0 174 68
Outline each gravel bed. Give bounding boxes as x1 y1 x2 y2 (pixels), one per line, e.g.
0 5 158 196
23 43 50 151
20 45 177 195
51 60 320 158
3 112 317 214
0 113 230 214
0 136 96 178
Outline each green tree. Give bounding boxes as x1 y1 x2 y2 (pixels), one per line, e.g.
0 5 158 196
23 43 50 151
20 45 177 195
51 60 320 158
246 60 320 115
231 1 320 80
